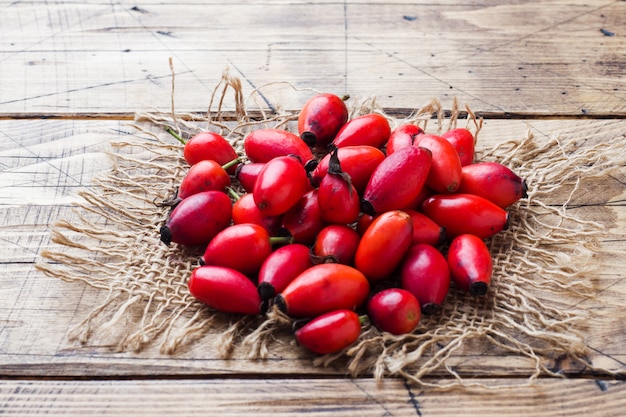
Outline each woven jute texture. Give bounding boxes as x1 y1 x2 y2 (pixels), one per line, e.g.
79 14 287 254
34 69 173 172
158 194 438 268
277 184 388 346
37 70 625 388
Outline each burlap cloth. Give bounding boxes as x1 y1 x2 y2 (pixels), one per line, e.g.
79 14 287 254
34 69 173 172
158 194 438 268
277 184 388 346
36 70 625 388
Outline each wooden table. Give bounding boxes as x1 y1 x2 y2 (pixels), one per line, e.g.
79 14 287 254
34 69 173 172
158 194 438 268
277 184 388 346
2 0 625 414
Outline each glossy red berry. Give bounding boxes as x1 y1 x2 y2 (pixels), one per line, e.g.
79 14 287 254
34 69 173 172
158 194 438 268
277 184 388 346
244 128 314 166
317 149 361 225
386 124 424 156
183 131 239 173
441 128 475 166
361 146 432 216
276 264 370 318
413 134 463 193
457 161 527 208
188 266 261 315
254 155 309 217
400 243 450 314
421 193 508 239
367 288 421 335
354 210 414 283
447 234 493 296
332 113 391 149
201 223 288 277
298 93 349 149
295 310 361 355
160 190 232 247
312 224 360 265
257 243 314 303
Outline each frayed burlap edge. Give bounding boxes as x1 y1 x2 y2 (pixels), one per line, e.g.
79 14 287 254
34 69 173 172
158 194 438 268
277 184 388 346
36 68 625 389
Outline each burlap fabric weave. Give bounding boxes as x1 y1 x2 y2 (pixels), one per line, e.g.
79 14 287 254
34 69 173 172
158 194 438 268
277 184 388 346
37 70 625 388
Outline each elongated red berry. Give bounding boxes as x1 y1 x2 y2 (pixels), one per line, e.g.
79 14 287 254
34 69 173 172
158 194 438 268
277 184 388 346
257 243 314 302
295 310 361 355
361 146 432 215
354 210 413 283
188 265 261 315
447 234 493 296
332 113 391 149
183 131 239 173
457 161 527 208
441 128 475 166
201 223 290 277
400 243 450 314
244 128 314 166
386 124 424 156
276 264 370 318
413 134 463 193
421 194 508 239
160 190 232 247
231 193 283 236
234 162 265 194
254 155 309 217
178 158 238 199
309 145 385 194
298 93 349 148
281 189 327 245
317 149 361 225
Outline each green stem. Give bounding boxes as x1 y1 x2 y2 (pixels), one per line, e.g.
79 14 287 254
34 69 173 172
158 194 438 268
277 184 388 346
164 126 186 145
269 236 294 246
222 157 241 171
226 187 241 201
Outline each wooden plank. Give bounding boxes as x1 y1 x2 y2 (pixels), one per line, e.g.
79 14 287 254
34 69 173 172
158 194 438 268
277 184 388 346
1 1 624 115
1 118 625 380
0 378 625 416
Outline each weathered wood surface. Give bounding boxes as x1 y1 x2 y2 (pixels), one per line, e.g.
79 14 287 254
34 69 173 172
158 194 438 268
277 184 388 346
1 0 624 116
1 378 625 416
1 0 626 415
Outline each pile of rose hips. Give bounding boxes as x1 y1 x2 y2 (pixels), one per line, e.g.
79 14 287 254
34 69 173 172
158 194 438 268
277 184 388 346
159 93 527 355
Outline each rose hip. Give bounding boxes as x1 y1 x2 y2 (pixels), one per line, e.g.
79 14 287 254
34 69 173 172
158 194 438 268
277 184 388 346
421 193 508 239
298 93 349 149
244 128 314 167
332 113 391 149
200 223 291 277
231 193 283 236
178 158 239 199
309 145 385 194
254 155 309 217
188 265 261 315
317 149 361 225
441 127 475 166
160 190 232 247
400 243 450 314
295 310 361 355
257 243 314 303
312 224 360 265
457 161 527 208
413 134 463 193
281 189 327 245
234 162 265 194
275 263 370 318
367 288 421 335
447 234 493 296
354 210 413 283
183 131 239 173
361 146 432 215
386 124 424 156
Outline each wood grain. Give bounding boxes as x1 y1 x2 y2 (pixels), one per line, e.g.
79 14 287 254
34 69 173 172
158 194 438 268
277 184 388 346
1 0 624 115
0 378 625 416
